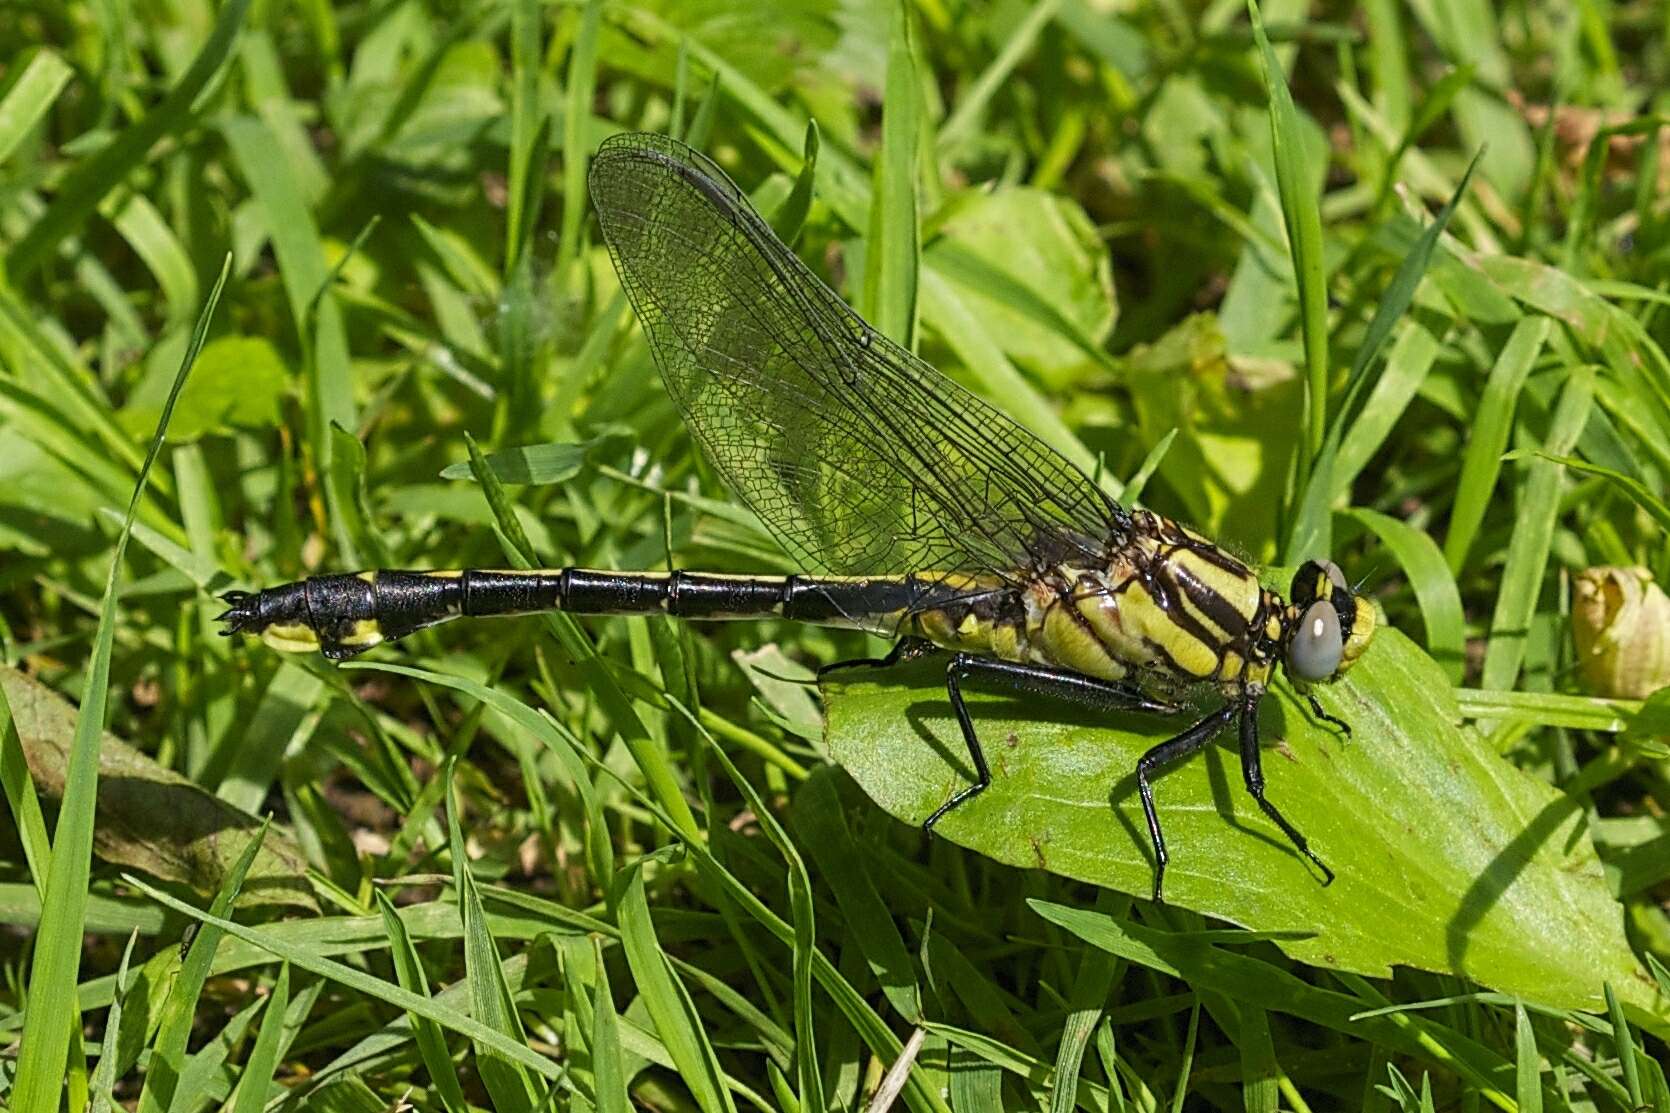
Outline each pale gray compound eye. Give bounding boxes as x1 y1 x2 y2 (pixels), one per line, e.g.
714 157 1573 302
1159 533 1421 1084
1288 599 1344 681
1319 559 1348 592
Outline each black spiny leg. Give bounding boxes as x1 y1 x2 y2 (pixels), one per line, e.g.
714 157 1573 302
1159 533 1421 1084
1303 691 1352 739
1136 704 1238 903
925 654 1179 833
1237 695 1334 886
816 636 937 679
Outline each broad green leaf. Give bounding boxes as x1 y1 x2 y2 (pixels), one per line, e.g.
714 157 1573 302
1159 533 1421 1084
824 626 1665 1030
122 335 289 441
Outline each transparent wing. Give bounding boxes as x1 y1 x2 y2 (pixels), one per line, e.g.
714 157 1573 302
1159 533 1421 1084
588 132 1127 580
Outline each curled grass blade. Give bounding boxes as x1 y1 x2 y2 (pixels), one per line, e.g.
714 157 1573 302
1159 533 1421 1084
1345 507 1466 683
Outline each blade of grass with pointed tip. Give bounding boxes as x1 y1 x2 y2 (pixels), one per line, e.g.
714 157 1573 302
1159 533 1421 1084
447 763 540 1112
374 891 470 1113
1481 367 1596 695
591 936 629 1113
1249 0 1328 472
229 963 290 1113
864 0 920 348
620 868 738 1113
1345 508 1466 684
137 818 272 1113
770 120 820 246
1604 983 1644 1108
0 679 49 894
1513 1003 1542 1113
1285 149 1482 564
555 0 601 277
1445 316 1552 572
12 257 226 1111
122 876 568 1079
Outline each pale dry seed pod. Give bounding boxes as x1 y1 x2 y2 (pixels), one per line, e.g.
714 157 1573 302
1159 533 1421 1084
1571 566 1670 700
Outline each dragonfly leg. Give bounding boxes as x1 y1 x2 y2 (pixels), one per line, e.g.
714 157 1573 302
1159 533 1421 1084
923 653 994 832
1237 697 1333 885
925 655 1180 834
1303 691 1352 739
817 636 936 679
1136 703 1237 903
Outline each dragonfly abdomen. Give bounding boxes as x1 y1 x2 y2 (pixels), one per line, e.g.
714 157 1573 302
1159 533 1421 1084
219 568 1018 660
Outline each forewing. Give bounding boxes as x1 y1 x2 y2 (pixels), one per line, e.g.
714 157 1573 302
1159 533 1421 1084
588 132 1125 578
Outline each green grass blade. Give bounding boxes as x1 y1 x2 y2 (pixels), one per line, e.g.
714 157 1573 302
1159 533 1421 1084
221 115 356 480
7 0 251 279
794 770 922 1022
1480 367 1596 694
864 0 921 348
1603 983 1644 1108
0 678 50 894
13 257 225 1111
1331 321 1439 495
687 710 824 1111
137 817 272 1113
0 49 73 163
122 876 568 1079
1345 507 1466 683
590 936 630 1113
1168 998 1200 1113
508 0 549 273
555 0 602 277
446 761 540 1112
229 963 290 1113
1444 316 1553 572
1049 924 1117 1113
1512 449 1670 534
1249 0 1329 473
1513 1003 1542 1113
619 867 739 1113
769 120 819 246
938 0 1064 150
87 930 139 1113
374 890 470 1113
1285 145 1481 566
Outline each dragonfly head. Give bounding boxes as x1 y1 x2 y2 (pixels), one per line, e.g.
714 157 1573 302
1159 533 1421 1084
1283 560 1375 683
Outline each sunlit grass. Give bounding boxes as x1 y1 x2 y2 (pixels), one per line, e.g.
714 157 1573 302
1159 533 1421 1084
1 0 1667 1109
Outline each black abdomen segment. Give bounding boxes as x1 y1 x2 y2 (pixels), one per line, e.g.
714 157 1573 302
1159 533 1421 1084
220 569 934 659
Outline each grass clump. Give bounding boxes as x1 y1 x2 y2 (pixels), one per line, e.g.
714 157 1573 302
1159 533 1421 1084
1 0 1668 1109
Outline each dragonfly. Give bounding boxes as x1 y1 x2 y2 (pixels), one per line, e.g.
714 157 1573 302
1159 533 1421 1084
222 131 1378 902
